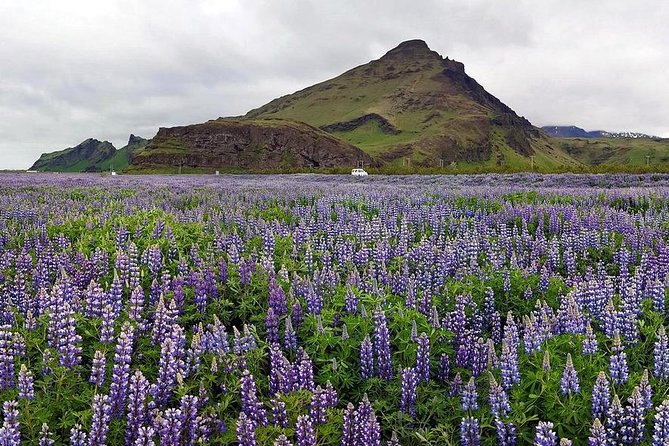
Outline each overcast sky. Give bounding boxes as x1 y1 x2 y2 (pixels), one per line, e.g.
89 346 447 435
1 0 668 169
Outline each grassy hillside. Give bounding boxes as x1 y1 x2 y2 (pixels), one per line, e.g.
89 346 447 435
246 40 583 170
556 137 669 168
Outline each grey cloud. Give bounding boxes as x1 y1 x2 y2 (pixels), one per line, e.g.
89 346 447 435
0 0 667 169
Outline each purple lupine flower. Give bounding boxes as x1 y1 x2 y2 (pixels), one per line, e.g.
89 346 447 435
310 386 328 424
542 350 551 372
534 421 557 446
239 369 268 428
205 315 229 355
341 324 350 341
460 417 481 446
283 317 298 351
359 411 381 446
653 399 669 446
128 286 145 330
649 277 665 313
654 325 669 379
38 423 54 446
489 373 510 418
269 344 292 395
107 272 124 317
360 335 374 379
89 350 106 387
588 418 607 446
154 333 184 405
295 415 316 446
84 280 106 318
400 367 418 418
1 401 21 446
606 395 624 445
495 419 517 446
271 399 288 428
265 307 279 344
620 387 645 445
69 424 88 446
500 340 520 389
268 276 287 317
179 395 199 446
592 372 610 420
582 322 598 355
291 301 304 331
415 332 430 382
323 381 338 408
151 296 170 346
47 293 82 368
158 408 183 446
344 286 358 314
341 403 355 446
559 354 580 395
373 309 392 380
232 325 257 355
273 434 293 446
295 348 315 391
41 349 53 376
639 369 653 410
109 322 135 417
387 432 401 446
610 332 629 385
437 354 450 382
89 394 111 446
462 377 478 411
17 364 34 400
99 305 116 344
450 372 463 397
24 311 37 332
133 426 156 446
125 370 150 446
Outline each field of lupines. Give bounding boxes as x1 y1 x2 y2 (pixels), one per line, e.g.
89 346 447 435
2 172 669 445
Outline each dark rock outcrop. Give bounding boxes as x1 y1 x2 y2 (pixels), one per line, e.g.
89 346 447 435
132 119 373 170
320 113 400 134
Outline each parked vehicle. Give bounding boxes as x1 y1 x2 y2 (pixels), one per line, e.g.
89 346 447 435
351 168 368 176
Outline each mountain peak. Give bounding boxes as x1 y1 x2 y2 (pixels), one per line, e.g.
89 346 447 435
382 39 440 60
128 134 146 145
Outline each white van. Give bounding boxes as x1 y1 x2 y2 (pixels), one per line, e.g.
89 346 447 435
351 168 368 176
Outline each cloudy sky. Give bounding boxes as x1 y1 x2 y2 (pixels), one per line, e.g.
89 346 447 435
1 0 668 169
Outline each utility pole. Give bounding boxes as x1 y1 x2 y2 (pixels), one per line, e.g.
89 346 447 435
439 159 444 168
530 156 535 171
646 155 651 166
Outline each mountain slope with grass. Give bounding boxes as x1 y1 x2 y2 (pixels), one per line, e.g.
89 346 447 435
245 39 581 169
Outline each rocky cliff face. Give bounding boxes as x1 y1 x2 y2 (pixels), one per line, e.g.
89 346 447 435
131 119 373 170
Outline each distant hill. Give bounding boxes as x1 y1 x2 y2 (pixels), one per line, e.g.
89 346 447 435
554 136 669 166
29 135 149 172
542 125 658 139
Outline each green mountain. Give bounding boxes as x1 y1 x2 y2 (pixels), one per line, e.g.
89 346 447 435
245 39 581 170
29 135 149 172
